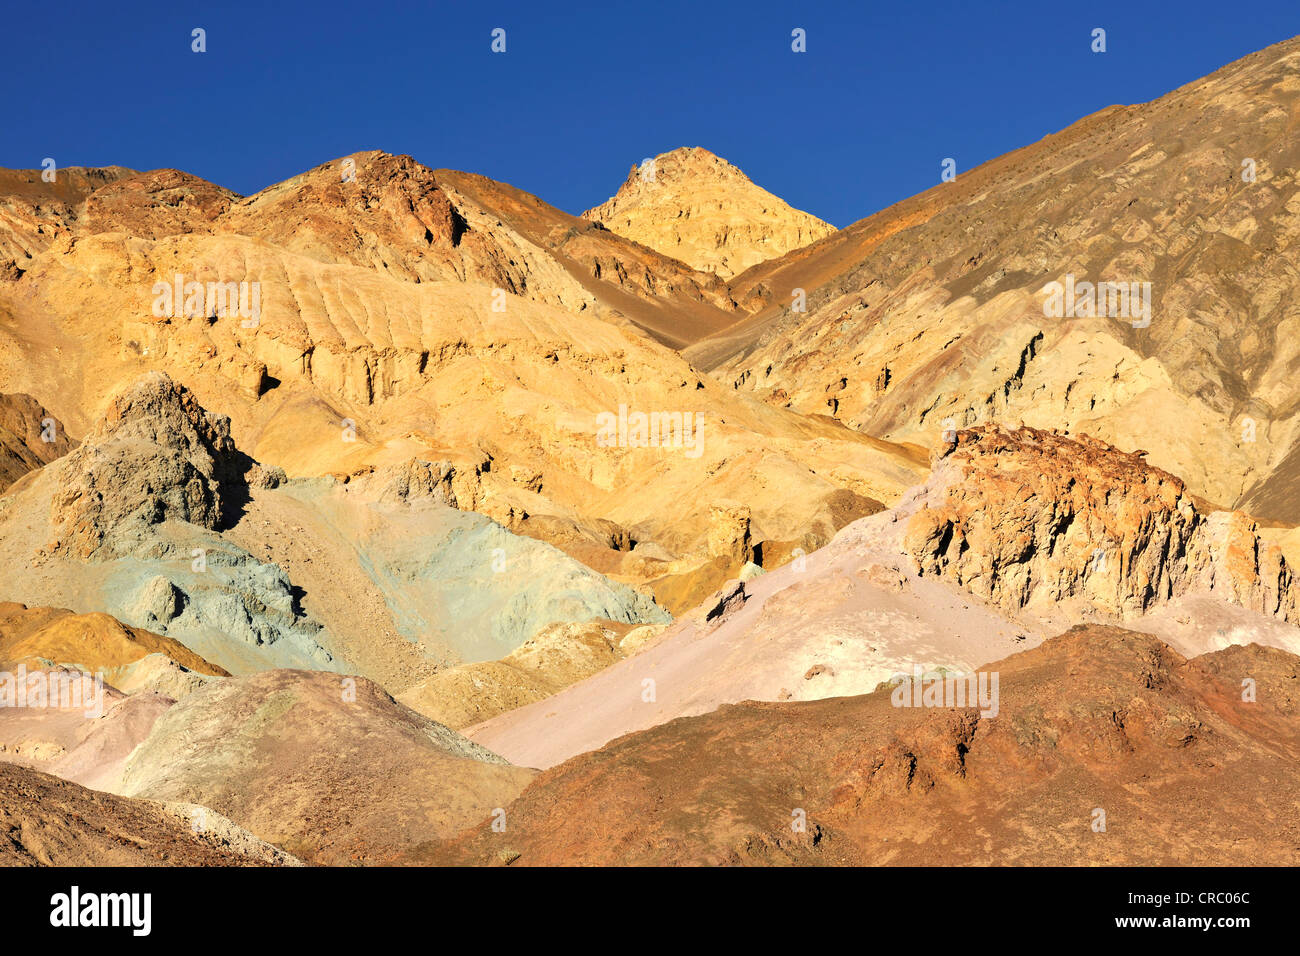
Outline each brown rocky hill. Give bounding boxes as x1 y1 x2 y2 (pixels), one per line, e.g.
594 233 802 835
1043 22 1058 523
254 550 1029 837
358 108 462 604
79 168 239 239
905 424 1296 622
0 391 75 491
435 626 1300 866
0 762 295 866
0 165 135 277
691 35 1300 524
583 147 836 279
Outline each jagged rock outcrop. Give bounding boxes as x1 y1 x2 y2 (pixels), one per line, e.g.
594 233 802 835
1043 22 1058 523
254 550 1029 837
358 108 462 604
583 147 836 278
903 425 1297 622
703 579 748 624
706 500 753 563
342 458 462 507
49 371 250 558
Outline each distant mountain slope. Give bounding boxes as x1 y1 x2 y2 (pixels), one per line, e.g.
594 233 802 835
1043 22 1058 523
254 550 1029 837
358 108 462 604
689 35 1300 522
583 147 835 279
217 151 740 347
436 167 739 348
0 165 136 275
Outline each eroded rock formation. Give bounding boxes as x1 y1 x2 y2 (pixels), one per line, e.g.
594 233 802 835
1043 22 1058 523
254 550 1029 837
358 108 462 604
903 425 1296 622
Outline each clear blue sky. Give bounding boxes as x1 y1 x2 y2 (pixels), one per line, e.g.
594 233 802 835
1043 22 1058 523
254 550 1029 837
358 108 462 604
4 0 1296 227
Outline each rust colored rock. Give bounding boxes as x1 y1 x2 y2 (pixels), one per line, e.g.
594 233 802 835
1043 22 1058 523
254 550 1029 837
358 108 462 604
902 424 1295 623
432 626 1300 866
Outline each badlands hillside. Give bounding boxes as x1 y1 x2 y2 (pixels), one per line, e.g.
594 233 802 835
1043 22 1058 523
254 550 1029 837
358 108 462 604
466 424 1300 770
692 35 1300 531
1 35 1300 868
0 151 926 625
438 627 1300 866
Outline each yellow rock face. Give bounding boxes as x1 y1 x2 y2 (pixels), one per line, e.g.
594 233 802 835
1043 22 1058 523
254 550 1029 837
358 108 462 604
583 147 836 279
397 618 667 729
0 603 227 677
0 149 924 611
